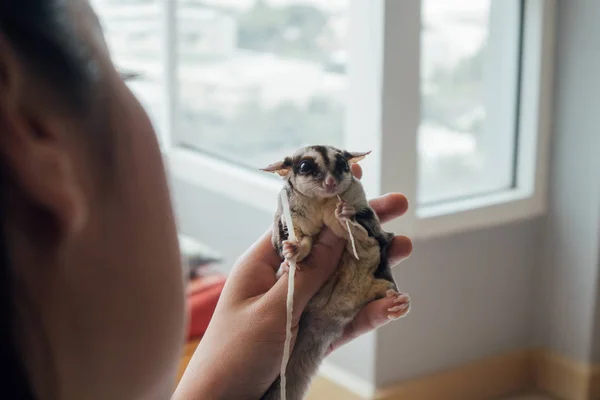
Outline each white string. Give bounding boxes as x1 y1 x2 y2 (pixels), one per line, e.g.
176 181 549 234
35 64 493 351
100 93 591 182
279 191 296 400
278 192 359 400
337 195 359 260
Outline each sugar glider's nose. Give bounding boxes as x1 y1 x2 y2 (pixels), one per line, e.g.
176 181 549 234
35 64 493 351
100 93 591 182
324 175 337 190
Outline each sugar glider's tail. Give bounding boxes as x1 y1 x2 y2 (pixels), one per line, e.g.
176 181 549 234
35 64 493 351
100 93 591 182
260 314 337 400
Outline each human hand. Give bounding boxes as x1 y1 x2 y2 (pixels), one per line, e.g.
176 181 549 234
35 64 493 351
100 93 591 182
173 164 412 400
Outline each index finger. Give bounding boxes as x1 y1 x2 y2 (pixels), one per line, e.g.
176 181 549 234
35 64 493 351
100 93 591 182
351 163 363 179
369 193 409 224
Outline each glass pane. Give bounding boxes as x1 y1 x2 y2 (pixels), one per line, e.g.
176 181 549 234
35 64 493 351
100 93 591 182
175 0 350 169
90 0 165 135
419 0 522 204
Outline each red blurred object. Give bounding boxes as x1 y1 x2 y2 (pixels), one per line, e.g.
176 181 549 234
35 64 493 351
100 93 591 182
186 273 226 340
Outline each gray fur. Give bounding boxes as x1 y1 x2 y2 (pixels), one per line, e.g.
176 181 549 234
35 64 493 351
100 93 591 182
261 145 401 400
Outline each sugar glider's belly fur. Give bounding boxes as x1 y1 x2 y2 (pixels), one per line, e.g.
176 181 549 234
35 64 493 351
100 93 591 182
306 232 390 323
261 183 400 400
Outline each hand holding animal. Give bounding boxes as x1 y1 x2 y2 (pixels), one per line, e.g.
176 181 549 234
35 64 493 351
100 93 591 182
260 145 412 400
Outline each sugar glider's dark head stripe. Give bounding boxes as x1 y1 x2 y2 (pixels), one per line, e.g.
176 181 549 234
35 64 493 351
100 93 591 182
311 145 330 168
335 152 347 170
330 152 349 181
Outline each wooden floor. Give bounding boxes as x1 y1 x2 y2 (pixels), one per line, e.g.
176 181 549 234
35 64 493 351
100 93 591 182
306 395 554 400
305 386 555 400
504 396 555 400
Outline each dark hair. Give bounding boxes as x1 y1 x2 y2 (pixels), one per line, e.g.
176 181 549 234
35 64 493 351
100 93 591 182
0 1 93 398
0 1 94 106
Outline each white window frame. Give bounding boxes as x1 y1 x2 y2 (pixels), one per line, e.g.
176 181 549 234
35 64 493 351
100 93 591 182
161 0 556 240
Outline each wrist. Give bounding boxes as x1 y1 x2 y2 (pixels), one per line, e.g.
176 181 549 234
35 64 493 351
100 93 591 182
173 370 225 400
172 345 227 400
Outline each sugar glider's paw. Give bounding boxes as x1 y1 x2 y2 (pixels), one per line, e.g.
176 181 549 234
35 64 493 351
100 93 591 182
335 200 356 223
276 260 290 279
282 241 303 270
385 290 411 320
283 236 313 265
282 240 299 260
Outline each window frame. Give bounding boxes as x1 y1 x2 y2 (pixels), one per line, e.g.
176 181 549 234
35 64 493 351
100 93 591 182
159 0 555 240
417 0 523 207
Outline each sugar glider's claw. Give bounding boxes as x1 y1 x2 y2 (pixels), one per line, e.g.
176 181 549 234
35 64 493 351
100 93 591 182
386 290 411 320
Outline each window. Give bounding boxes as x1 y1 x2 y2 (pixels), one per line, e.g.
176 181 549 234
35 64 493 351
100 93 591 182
419 0 522 205
175 0 349 170
91 0 554 239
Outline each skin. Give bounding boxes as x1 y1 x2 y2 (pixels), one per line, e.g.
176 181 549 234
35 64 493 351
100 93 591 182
0 1 413 399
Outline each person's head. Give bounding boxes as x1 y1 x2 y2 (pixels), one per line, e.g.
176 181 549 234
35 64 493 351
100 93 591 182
0 1 186 398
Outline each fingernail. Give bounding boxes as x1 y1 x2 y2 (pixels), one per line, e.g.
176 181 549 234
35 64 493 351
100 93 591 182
387 313 404 321
393 295 409 303
387 309 409 320
387 304 409 313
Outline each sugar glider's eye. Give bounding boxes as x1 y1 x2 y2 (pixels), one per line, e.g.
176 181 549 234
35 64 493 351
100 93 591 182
341 160 350 172
337 158 350 173
299 161 313 174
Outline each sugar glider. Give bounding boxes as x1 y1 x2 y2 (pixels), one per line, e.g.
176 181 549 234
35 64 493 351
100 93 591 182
260 145 411 400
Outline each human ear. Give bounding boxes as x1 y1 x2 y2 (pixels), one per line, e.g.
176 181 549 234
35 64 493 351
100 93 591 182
0 33 87 238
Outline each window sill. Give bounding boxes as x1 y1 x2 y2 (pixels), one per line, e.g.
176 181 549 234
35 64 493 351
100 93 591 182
165 147 282 213
166 148 546 240
414 189 546 239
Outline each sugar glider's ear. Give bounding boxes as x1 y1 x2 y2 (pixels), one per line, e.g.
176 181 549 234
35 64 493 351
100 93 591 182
260 158 292 177
344 150 372 164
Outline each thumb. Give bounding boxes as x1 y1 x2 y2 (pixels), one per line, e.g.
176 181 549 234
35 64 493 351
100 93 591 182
267 228 346 318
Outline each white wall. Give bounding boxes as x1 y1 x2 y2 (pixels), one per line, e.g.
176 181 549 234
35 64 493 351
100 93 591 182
171 179 271 271
375 219 539 386
594 280 600 363
533 0 600 365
